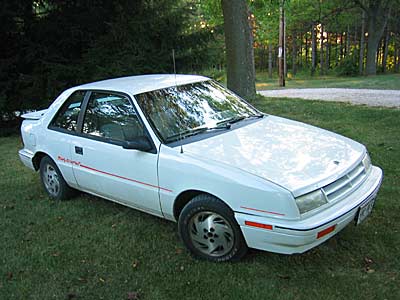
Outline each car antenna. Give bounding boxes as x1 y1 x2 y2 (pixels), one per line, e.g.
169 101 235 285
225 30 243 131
172 49 184 154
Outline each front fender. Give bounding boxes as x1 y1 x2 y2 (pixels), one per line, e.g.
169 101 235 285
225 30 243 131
158 145 299 221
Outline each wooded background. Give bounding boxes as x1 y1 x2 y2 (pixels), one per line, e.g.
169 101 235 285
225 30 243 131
1 0 399 129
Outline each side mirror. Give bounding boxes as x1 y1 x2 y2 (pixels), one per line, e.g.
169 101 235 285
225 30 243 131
122 136 154 153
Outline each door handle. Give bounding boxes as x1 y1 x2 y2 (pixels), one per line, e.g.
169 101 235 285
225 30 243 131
75 146 83 155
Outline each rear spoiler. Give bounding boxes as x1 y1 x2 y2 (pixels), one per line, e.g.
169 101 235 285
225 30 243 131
21 109 48 120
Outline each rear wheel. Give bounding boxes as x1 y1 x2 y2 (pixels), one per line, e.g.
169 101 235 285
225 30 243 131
39 156 75 201
178 194 247 262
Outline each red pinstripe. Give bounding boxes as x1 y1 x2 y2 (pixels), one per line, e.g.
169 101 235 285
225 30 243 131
57 156 172 193
240 206 285 216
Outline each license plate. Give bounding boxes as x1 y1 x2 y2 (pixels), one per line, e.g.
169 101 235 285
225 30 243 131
356 197 376 225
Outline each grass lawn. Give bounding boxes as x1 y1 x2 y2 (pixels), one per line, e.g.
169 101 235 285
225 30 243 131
256 72 400 90
1 98 399 299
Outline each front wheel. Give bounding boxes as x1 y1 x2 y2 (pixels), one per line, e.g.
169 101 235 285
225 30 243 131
178 194 248 262
39 156 75 201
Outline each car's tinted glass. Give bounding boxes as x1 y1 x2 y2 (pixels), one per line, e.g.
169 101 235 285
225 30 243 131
51 91 85 131
82 92 144 142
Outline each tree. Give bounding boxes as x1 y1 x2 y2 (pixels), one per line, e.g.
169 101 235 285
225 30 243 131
354 0 392 75
221 0 256 100
251 0 280 78
0 0 214 128
311 23 317 75
359 10 366 74
277 0 285 86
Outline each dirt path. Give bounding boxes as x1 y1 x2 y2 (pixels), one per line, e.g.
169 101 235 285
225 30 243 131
258 88 400 108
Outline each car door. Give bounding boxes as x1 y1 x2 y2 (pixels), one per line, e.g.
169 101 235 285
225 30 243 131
70 91 162 217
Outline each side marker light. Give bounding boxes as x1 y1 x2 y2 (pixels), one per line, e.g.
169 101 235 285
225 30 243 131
317 225 336 239
245 221 273 230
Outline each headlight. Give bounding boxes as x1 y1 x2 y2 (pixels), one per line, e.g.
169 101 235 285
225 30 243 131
362 152 371 172
295 189 327 214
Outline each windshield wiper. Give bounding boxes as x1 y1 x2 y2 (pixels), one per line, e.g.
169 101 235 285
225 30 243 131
165 127 208 142
216 114 264 128
166 114 265 143
165 126 230 143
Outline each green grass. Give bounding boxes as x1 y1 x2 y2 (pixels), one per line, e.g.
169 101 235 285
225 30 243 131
256 72 400 90
1 98 400 299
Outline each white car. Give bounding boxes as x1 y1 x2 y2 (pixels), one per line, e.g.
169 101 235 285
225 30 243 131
19 74 383 262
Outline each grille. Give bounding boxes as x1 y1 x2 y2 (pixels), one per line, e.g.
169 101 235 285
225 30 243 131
322 161 367 202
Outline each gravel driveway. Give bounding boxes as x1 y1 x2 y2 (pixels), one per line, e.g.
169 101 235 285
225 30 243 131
258 88 400 108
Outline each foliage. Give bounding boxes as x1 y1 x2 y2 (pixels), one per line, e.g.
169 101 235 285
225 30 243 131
0 0 215 119
335 55 359 76
1 0 400 128
251 0 280 45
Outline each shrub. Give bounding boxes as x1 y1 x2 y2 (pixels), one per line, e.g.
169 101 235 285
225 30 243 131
335 56 358 76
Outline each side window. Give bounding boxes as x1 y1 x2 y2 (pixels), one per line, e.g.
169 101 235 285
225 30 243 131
82 92 145 142
50 91 85 132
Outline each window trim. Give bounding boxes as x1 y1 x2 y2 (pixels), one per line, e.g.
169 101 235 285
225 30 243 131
48 90 87 133
132 94 165 143
76 91 91 133
48 89 158 154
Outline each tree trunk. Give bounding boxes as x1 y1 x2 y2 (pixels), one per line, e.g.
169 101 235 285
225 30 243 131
340 32 344 60
292 32 297 76
376 40 382 70
335 33 339 66
320 23 324 75
359 10 366 75
354 24 358 46
345 25 350 57
395 43 400 73
299 32 303 68
311 24 316 76
325 32 330 71
278 2 285 86
382 24 390 73
365 4 389 75
305 33 309 67
283 12 287 78
268 43 273 78
261 45 267 71
221 0 256 99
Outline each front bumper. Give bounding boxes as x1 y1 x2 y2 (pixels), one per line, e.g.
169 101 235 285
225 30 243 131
235 166 383 254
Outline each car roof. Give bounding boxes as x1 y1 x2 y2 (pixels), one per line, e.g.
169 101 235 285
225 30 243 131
75 74 209 95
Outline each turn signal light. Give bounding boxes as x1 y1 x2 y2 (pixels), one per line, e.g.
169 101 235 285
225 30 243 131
245 221 273 230
317 225 336 239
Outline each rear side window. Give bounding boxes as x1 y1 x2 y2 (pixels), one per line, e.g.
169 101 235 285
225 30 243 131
50 91 85 131
82 92 145 142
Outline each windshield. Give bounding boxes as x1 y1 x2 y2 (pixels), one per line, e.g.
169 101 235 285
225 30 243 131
135 80 260 143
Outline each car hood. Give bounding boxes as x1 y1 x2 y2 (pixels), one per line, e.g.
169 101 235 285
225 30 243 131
183 116 365 196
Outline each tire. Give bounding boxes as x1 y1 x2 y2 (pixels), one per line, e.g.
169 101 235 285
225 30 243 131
178 194 248 262
39 156 75 201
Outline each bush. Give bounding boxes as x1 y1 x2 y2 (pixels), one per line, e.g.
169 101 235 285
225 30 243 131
335 56 358 76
